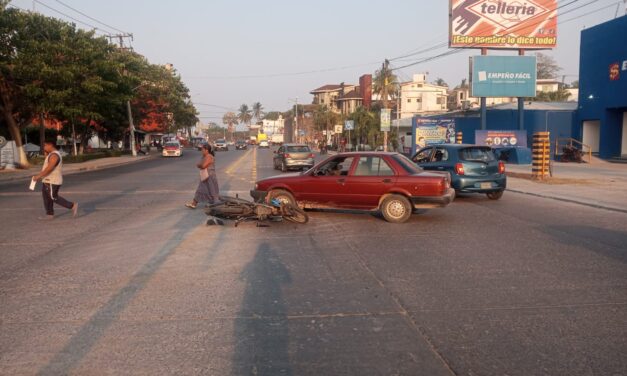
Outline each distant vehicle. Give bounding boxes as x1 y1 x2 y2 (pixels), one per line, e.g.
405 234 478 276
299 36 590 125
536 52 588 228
227 141 235 146
273 144 315 172
259 140 270 148
412 144 506 200
197 140 208 151
249 136 257 145
213 139 228 151
270 134 284 145
252 152 455 223
235 140 248 150
162 141 183 157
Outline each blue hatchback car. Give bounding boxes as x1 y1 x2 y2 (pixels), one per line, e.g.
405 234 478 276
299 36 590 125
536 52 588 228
412 144 506 200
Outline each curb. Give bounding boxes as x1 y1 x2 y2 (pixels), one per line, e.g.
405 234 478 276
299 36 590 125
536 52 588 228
0 154 158 186
506 188 627 214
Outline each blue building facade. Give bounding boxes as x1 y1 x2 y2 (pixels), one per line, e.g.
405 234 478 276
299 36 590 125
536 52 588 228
577 15 627 159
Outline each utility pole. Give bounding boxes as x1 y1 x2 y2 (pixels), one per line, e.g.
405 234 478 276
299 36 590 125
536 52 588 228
295 98 299 144
107 33 134 51
127 100 137 157
382 59 390 152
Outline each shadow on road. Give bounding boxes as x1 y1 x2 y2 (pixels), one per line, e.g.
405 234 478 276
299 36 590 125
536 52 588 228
543 225 627 263
232 243 293 375
36 208 202 375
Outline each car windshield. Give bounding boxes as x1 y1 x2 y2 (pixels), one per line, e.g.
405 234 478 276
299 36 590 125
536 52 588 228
236 141 245 144
459 147 496 162
216 139 226 143
165 143 179 147
287 146 310 153
392 154 423 174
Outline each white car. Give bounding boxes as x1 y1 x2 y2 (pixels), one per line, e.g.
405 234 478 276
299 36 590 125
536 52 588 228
259 140 270 148
162 141 183 157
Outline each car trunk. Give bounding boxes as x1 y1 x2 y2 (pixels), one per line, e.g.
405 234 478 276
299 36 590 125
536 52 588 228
285 147 311 160
458 147 499 177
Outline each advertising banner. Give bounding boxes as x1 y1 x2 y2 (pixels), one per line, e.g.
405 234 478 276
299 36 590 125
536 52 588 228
413 118 456 154
475 130 527 147
449 0 557 49
471 56 537 97
380 109 391 132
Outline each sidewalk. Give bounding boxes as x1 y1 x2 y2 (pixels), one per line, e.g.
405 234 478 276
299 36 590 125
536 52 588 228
0 154 156 185
505 160 627 213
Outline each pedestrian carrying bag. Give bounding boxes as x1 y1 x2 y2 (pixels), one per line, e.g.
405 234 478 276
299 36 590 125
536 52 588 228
199 168 209 181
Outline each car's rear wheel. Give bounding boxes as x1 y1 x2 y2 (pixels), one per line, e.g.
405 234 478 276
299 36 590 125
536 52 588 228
380 194 412 223
268 189 297 207
486 190 504 200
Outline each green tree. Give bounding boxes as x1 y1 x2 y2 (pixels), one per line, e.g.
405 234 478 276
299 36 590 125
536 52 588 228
434 78 448 87
252 102 264 123
263 111 281 121
373 60 399 109
238 104 252 128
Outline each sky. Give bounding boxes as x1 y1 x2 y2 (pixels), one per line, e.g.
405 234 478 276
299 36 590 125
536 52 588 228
10 0 627 126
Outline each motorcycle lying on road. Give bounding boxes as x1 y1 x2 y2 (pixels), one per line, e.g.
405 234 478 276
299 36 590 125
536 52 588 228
205 195 308 227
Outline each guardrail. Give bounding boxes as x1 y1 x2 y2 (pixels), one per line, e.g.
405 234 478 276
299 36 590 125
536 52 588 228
555 138 593 163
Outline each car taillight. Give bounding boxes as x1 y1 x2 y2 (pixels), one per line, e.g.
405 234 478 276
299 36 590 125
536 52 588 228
308 153 315 158
455 163 465 175
498 161 505 174
284 153 291 158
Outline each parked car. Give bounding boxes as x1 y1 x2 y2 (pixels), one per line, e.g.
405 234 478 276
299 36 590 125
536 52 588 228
213 139 228 151
252 152 455 223
162 141 183 157
411 144 506 200
259 140 270 148
273 144 315 172
235 140 248 150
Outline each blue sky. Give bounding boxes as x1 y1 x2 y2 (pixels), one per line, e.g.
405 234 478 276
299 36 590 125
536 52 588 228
10 0 626 124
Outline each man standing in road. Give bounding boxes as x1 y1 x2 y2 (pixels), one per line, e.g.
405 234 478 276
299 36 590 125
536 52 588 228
32 141 78 220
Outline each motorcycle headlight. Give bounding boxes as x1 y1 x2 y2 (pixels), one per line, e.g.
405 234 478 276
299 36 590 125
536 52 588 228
255 183 259 190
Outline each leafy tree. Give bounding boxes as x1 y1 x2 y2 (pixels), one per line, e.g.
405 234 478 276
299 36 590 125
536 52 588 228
570 80 579 89
263 111 281 121
238 104 252 128
536 53 561 79
373 60 399 108
534 89 571 102
434 78 448 87
222 112 238 140
348 106 380 148
252 102 264 123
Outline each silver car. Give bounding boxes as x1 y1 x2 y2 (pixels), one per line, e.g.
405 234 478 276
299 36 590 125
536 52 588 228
273 144 315 172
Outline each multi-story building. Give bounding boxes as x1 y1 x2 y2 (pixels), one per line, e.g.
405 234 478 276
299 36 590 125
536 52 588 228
399 74 448 118
310 84 357 114
262 116 285 135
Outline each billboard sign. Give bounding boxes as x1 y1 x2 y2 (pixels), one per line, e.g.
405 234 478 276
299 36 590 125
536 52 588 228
380 109 391 132
449 0 557 49
475 130 527 148
471 56 537 97
412 118 456 154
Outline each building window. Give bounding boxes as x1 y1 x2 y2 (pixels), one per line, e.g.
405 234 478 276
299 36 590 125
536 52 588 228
437 97 445 105
407 99 411 103
321 99 325 104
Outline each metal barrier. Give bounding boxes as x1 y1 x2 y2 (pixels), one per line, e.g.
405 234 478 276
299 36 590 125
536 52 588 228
555 137 593 163
532 132 551 180
456 131 463 144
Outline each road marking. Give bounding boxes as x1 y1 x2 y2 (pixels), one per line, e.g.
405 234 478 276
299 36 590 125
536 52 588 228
225 148 252 177
251 147 257 182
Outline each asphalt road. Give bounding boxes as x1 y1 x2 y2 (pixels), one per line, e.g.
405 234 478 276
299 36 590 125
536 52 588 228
0 147 626 375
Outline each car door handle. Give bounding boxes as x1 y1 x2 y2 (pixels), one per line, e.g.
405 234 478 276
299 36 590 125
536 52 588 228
337 178 346 185
382 179 392 183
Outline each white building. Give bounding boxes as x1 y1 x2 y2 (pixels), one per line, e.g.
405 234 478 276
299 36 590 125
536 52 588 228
399 74 448 119
262 115 285 135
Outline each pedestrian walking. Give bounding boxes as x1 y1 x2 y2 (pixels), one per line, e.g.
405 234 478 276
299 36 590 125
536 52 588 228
32 141 78 220
186 144 220 209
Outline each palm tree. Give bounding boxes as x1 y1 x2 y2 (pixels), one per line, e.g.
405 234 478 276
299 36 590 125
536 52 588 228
222 112 239 141
252 102 264 123
373 60 399 109
238 104 252 128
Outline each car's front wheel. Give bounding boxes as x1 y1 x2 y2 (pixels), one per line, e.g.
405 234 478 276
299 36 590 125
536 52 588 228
486 190 504 200
268 189 297 207
380 194 412 223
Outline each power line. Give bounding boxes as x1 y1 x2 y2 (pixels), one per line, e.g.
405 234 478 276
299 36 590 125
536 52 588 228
53 0 129 34
32 0 110 34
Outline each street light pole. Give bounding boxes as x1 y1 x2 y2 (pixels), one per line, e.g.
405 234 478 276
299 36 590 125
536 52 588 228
295 98 299 143
127 100 137 157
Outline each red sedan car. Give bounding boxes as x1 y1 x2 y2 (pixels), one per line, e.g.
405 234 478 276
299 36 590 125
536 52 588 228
251 152 455 223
